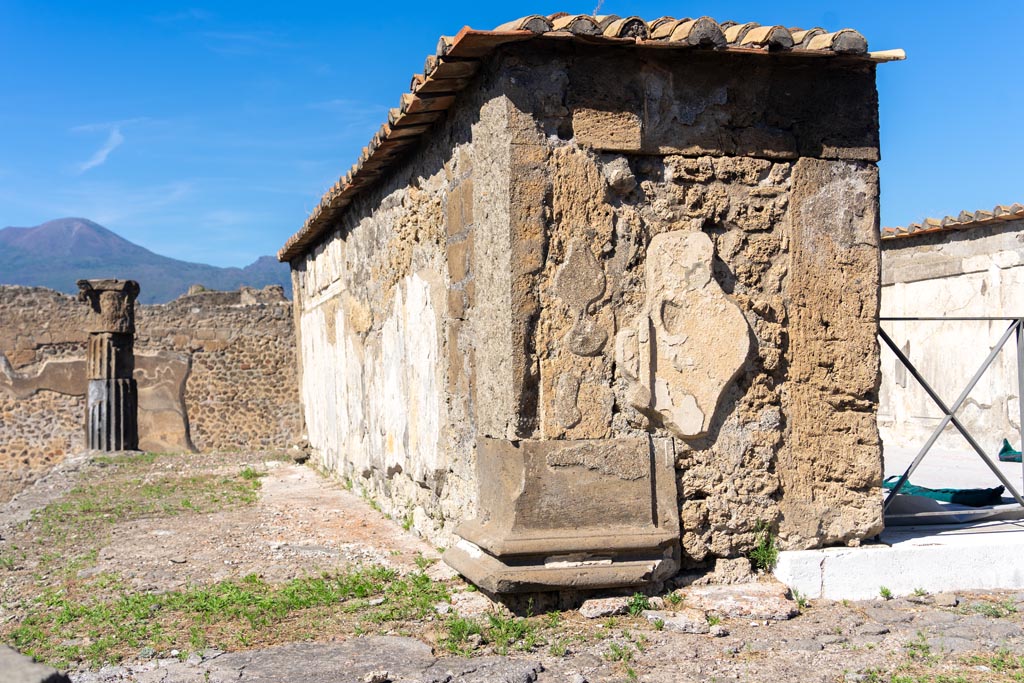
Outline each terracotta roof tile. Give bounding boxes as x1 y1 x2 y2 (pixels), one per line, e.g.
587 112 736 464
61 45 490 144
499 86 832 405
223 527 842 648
881 203 1024 241
279 14 903 262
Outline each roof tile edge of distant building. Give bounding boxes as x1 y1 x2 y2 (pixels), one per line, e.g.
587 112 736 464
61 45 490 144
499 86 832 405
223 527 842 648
881 204 1024 241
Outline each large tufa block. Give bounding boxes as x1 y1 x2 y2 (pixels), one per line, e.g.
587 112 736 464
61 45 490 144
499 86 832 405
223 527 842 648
443 436 680 593
617 231 752 438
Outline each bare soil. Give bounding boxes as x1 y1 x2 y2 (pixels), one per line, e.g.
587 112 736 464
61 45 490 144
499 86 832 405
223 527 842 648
3 452 1024 683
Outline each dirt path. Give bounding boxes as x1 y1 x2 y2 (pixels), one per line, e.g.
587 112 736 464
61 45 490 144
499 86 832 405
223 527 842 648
3 452 1024 683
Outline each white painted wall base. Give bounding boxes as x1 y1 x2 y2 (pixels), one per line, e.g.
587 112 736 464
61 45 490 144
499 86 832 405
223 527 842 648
775 521 1024 600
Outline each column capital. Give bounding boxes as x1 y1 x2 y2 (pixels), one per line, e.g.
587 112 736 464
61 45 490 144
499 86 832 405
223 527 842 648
77 279 140 334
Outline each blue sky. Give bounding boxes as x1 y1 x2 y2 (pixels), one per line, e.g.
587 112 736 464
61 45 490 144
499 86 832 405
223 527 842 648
1 2 1021 267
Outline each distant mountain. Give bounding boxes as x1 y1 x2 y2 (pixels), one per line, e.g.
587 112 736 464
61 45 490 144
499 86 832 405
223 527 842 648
0 218 291 304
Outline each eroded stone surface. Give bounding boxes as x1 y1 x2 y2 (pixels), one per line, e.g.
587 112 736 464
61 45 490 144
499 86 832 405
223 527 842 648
682 582 799 621
643 608 711 634
0 645 71 683
579 596 630 619
617 231 752 438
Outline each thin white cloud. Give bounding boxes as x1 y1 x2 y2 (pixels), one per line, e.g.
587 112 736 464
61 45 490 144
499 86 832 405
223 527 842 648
152 8 213 23
53 180 194 225
199 30 291 55
77 127 125 173
73 117 149 133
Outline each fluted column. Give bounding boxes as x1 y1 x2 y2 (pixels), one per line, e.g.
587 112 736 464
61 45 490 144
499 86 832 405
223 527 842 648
77 279 140 451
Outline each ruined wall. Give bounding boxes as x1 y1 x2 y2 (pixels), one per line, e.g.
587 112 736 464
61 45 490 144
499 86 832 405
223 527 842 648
879 219 1024 451
292 44 884 562
291 75 492 540
0 285 300 501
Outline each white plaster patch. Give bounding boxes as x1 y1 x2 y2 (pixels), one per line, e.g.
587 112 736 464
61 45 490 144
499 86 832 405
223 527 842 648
298 271 441 486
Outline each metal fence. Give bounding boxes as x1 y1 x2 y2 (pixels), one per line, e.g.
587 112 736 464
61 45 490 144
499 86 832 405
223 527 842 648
879 317 1024 520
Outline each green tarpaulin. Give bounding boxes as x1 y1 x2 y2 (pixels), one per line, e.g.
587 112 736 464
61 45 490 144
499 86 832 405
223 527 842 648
883 476 1004 507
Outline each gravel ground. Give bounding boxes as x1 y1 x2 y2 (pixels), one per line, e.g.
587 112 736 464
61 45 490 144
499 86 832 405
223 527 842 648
3 452 1024 683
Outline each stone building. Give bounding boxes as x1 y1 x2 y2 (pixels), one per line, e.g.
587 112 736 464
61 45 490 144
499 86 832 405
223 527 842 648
279 14 902 590
879 204 1024 451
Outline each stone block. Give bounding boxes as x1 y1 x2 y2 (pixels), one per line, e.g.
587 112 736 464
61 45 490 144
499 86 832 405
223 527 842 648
447 289 466 320
642 608 710 634
446 233 473 284
573 109 643 152
681 582 798 621
617 231 752 438
444 436 680 592
446 179 474 238
579 596 630 619
0 645 71 683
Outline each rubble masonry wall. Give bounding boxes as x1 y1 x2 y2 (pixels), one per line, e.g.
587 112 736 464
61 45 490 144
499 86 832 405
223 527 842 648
0 285 301 502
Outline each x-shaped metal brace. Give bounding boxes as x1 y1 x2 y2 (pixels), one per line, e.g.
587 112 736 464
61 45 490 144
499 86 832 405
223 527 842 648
878 318 1024 511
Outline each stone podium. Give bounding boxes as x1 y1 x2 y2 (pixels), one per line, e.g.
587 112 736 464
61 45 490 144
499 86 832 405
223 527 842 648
77 279 140 451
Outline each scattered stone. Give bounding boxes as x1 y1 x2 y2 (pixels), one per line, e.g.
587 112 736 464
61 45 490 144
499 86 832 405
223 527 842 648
138 646 156 659
450 590 500 618
433 602 451 615
425 561 458 582
854 624 890 636
185 653 202 667
97 664 128 679
927 636 977 653
77 566 103 579
906 594 932 605
709 557 754 585
784 639 824 652
363 671 390 683
367 597 386 606
817 634 849 645
568 674 588 683
579 596 629 619
168 557 186 564
647 596 666 610
682 582 798 621
864 607 913 624
914 611 959 627
642 609 710 634
601 155 637 195
709 624 730 637
746 640 773 652
933 593 960 607
0 646 71 683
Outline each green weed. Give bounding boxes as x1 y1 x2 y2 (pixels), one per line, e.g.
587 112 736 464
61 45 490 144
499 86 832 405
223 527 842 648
5 565 449 667
627 593 650 617
748 520 778 572
791 588 809 611
486 613 537 655
443 617 482 655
